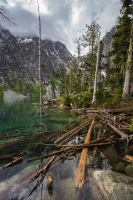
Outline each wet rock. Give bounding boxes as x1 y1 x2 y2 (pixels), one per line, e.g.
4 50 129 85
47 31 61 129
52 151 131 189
59 160 76 179
56 172 103 200
102 146 119 164
125 165 133 177
92 170 133 200
113 162 125 173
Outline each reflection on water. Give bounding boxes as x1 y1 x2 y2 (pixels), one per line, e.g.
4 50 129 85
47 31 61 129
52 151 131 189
0 98 81 134
0 97 127 200
0 97 87 200
0 158 103 200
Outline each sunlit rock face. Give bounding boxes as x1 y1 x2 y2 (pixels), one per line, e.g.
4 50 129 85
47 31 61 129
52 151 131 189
0 25 72 87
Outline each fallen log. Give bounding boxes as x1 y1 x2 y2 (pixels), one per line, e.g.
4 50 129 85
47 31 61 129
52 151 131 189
75 119 94 189
0 131 46 150
107 123 128 140
124 155 133 162
0 157 23 171
27 140 111 163
0 154 23 160
121 143 133 156
54 117 91 144
84 108 133 114
99 150 133 163
29 155 56 183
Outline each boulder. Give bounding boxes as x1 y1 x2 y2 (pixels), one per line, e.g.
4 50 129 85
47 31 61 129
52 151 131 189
125 165 133 177
92 170 133 200
113 162 125 173
102 146 119 164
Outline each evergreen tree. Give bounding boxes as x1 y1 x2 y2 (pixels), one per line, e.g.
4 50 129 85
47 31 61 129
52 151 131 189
81 20 101 89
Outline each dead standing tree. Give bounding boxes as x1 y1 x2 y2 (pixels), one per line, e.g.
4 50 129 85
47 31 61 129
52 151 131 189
37 0 43 106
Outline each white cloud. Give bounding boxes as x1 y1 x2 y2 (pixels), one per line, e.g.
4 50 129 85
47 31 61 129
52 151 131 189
0 0 121 55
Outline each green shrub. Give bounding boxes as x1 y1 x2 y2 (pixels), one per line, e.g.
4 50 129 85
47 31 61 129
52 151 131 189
70 92 92 108
130 119 133 132
0 84 9 97
95 90 104 101
102 98 116 108
59 96 70 106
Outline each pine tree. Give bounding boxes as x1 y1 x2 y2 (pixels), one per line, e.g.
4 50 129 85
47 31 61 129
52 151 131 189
81 20 100 89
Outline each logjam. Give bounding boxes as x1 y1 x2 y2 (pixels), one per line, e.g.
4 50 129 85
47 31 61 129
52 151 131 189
54 117 91 144
75 119 94 188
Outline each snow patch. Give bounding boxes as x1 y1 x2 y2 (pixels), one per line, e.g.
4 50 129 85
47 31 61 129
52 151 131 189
18 38 33 43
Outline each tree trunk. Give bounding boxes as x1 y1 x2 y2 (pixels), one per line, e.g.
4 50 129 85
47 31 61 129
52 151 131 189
122 21 133 102
37 0 43 106
92 31 101 102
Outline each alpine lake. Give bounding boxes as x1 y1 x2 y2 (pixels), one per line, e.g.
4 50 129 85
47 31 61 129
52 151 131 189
0 97 133 200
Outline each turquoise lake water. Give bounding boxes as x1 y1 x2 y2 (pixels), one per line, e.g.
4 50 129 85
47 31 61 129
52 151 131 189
0 97 119 200
0 98 81 134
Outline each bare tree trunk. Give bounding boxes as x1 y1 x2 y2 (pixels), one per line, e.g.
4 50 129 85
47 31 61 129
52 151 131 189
92 31 101 102
37 0 43 106
122 21 133 102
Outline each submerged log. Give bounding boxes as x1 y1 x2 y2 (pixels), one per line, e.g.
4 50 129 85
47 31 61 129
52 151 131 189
0 157 23 171
75 119 94 189
29 156 56 183
27 139 111 163
54 117 91 144
0 154 23 160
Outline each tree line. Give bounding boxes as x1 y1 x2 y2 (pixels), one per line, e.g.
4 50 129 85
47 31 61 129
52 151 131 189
50 0 133 108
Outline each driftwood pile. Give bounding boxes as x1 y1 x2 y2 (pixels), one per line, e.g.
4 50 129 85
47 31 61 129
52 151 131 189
0 109 133 198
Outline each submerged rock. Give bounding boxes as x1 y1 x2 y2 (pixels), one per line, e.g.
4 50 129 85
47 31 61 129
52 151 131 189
125 165 133 177
102 146 119 164
113 162 125 173
55 176 102 200
92 170 133 200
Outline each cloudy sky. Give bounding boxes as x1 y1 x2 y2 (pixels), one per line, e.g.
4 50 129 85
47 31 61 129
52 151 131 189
0 0 121 54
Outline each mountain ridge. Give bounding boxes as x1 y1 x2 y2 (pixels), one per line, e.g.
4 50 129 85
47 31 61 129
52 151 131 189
0 25 72 91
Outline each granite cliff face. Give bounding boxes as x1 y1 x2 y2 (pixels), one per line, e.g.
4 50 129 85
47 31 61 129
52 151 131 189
0 25 72 87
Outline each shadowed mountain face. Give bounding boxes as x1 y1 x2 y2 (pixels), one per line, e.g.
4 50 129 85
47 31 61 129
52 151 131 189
0 25 72 86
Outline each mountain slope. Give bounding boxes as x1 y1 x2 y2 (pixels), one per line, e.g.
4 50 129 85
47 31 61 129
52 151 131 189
0 25 72 88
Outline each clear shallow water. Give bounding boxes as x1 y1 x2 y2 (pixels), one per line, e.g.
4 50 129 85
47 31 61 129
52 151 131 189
0 98 80 134
1 97 98 200
0 97 124 200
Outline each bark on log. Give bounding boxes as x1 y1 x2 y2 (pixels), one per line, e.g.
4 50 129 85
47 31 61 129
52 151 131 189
124 155 133 162
75 120 94 188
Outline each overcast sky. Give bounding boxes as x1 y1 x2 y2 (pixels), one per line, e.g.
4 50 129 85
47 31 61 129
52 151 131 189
0 0 121 55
